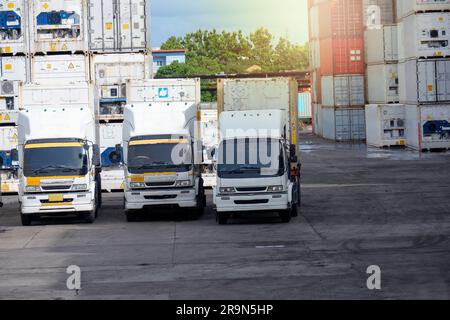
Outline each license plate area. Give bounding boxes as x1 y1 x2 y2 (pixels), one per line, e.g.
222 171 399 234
48 194 64 203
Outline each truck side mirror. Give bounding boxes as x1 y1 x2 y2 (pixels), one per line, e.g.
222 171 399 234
93 144 101 169
10 149 19 162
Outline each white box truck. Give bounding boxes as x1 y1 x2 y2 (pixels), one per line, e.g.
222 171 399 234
120 79 205 221
16 83 101 226
214 78 301 225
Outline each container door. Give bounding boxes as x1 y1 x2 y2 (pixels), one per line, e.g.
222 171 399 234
89 0 117 51
118 0 146 51
436 59 450 102
334 77 349 107
417 60 437 103
349 75 365 106
350 108 366 140
384 25 398 61
335 109 351 141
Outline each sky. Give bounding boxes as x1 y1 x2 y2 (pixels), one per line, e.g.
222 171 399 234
151 0 309 48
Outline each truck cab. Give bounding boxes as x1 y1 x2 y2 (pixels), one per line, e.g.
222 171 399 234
122 103 205 221
17 107 101 226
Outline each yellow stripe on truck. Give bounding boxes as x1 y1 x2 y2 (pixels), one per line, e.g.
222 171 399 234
41 203 73 207
129 139 189 146
25 142 83 149
26 176 84 186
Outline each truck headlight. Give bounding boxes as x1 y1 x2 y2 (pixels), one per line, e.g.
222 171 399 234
219 187 236 194
175 180 192 187
268 185 284 192
72 184 88 191
25 186 40 193
130 182 146 189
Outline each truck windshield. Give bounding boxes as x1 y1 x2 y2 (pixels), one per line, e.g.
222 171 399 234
128 139 193 174
217 138 285 179
23 144 88 177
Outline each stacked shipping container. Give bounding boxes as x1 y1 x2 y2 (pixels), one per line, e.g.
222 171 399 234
397 0 450 150
0 0 152 193
309 0 367 141
363 0 407 148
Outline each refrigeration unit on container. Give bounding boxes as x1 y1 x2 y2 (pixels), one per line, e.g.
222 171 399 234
405 104 450 150
398 12 450 61
200 103 218 188
320 38 365 75
365 104 406 147
320 106 366 141
398 58 450 104
321 75 365 107
99 122 124 192
0 0 28 54
397 0 450 21
88 0 151 53
31 54 89 83
30 0 88 54
363 0 395 29
1 56 29 111
0 170 19 194
365 25 398 64
91 52 152 119
367 64 399 104
0 125 18 169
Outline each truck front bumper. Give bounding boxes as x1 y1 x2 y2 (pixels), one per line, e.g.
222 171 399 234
125 187 197 210
215 192 289 213
21 192 95 215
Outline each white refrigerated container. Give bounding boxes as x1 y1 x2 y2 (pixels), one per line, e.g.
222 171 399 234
363 0 395 29
99 122 124 192
398 12 450 61
29 0 88 54
398 58 450 104
88 0 150 53
397 0 450 21
405 104 450 150
367 64 399 104
321 75 365 107
365 104 406 147
31 54 89 83
0 0 28 54
365 25 398 64
0 55 29 81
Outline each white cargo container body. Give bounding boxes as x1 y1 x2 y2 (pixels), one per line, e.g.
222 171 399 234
0 55 29 81
319 106 366 141
321 75 365 107
88 0 150 53
397 0 450 20
363 0 395 29
99 122 124 192
367 64 399 104
20 82 98 111
398 58 450 104
405 104 450 150
31 54 89 83
29 0 88 54
0 0 28 54
365 104 406 147
398 12 450 61
365 25 398 64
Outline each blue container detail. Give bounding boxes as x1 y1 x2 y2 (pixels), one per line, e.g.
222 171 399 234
101 147 123 168
0 151 13 169
36 11 80 26
423 121 450 138
0 10 21 30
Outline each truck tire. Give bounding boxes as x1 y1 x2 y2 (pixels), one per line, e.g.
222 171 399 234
20 213 33 226
279 210 292 223
217 212 229 225
84 210 96 224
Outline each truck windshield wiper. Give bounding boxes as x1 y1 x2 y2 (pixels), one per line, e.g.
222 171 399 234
32 165 80 175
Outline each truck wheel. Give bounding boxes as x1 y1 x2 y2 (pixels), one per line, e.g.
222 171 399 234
279 210 292 223
84 210 96 224
20 213 33 226
217 212 229 225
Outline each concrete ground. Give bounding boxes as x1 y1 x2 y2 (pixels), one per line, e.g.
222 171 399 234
1 132 450 300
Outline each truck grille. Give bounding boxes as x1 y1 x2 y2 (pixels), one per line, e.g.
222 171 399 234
41 185 72 191
40 198 74 204
235 187 267 192
144 195 177 200
234 199 269 205
145 182 175 187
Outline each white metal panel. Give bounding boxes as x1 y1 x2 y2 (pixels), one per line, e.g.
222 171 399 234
384 25 398 62
437 59 450 102
349 76 365 106
0 125 18 151
397 0 450 21
398 12 450 61
367 64 399 104
322 106 336 140
100 122 122 152
30 0 88 53
31 54 89 83
0 55 28 81
334 76 350 107
363 0 395 28
321 76 334 107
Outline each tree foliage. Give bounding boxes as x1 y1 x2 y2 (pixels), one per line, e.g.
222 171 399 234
156 28 309 78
